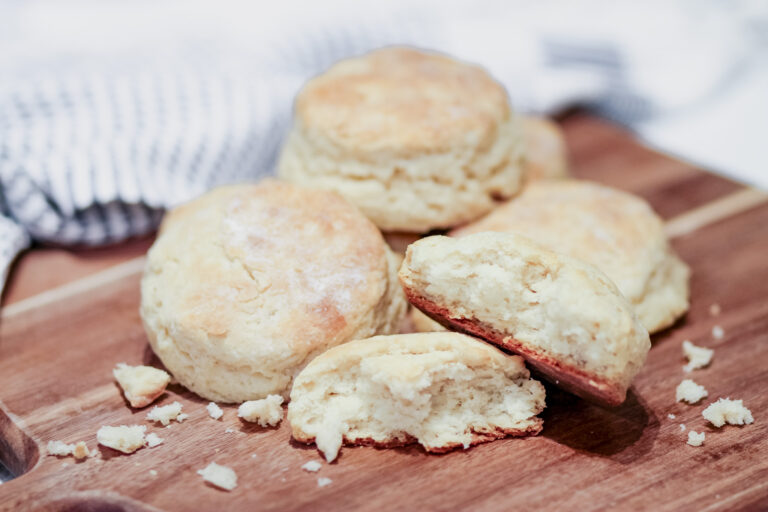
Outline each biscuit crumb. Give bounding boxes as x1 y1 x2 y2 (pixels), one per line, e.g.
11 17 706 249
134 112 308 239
113 363 171 409
702 398 754 427
682 340 713 372
207 402 223 420
197 462 237 491
47 440 75 457
238 395 284 427
97 425 147 454
149 469 158 476
146 402 184 426
712 325 724 340
250 454 258 459
225 428 235 433
72 441 90 460
709 304 721 316
176 413 189 423
318 477 332 488
48 440 91 459
302 461 322 472
687 431 705 447
667 413 676 420
146 433 164 448
61 462 69 468
680 424 686 431
676 379 708 404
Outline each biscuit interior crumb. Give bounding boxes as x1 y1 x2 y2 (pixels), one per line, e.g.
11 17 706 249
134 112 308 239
97 425 147 454
113 363 171 408
146 402 184 426
318 477 332 488
72 441 90 459
301 461 322 472
48 440 90 459
682 340 713 372
47 440 75 457
702 398 754 427
676 379 708 404
198 462 237 491
207 402 224 420
687 431 705 447
146 433 164 448
238 395 284 427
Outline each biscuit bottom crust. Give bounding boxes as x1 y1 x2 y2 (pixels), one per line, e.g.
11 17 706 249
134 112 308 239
404 289 626 407
292 422 543 454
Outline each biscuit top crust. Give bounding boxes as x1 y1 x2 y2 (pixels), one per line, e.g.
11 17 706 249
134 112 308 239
293 331 531 385
452 180 668 303
144 180 389 367
295 47 511 154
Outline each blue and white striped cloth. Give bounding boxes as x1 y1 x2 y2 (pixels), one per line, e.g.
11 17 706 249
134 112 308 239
1 0 766 293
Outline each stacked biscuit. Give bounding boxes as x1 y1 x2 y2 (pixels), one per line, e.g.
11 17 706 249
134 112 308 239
140 47 690 462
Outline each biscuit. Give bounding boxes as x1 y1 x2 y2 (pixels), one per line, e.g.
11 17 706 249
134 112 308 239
288 332 545 462
409 307 446 333
452 180 690 333
399 232 650 406
278 47 525 232
521 116 569 181
141 181 407 403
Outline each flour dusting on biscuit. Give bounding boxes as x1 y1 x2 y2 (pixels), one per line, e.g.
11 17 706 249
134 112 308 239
141 181 406 403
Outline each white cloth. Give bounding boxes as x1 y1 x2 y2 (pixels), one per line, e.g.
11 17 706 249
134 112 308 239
1 0 766 294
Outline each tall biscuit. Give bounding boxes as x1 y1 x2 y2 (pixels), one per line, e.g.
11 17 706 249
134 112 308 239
452 180 690 333
521 116 569 181
399 232 651 406
140 181 407 403
278 47 525 232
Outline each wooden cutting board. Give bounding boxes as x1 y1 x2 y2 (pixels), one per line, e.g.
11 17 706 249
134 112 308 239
1 113 767 512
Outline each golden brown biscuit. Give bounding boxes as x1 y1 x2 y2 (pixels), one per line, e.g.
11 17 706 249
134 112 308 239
521 116 569 181
452 180 689 333
278 47 525 232
288 332 545 462
399 232 650 407
141 181 406 403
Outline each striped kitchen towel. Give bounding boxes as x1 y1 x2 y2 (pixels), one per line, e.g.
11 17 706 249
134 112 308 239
0 0 762 293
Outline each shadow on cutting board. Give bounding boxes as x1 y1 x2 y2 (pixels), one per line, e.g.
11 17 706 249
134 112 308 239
541 384 658 463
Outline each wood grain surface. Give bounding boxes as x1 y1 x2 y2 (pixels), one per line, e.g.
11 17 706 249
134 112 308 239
0 113 766 511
